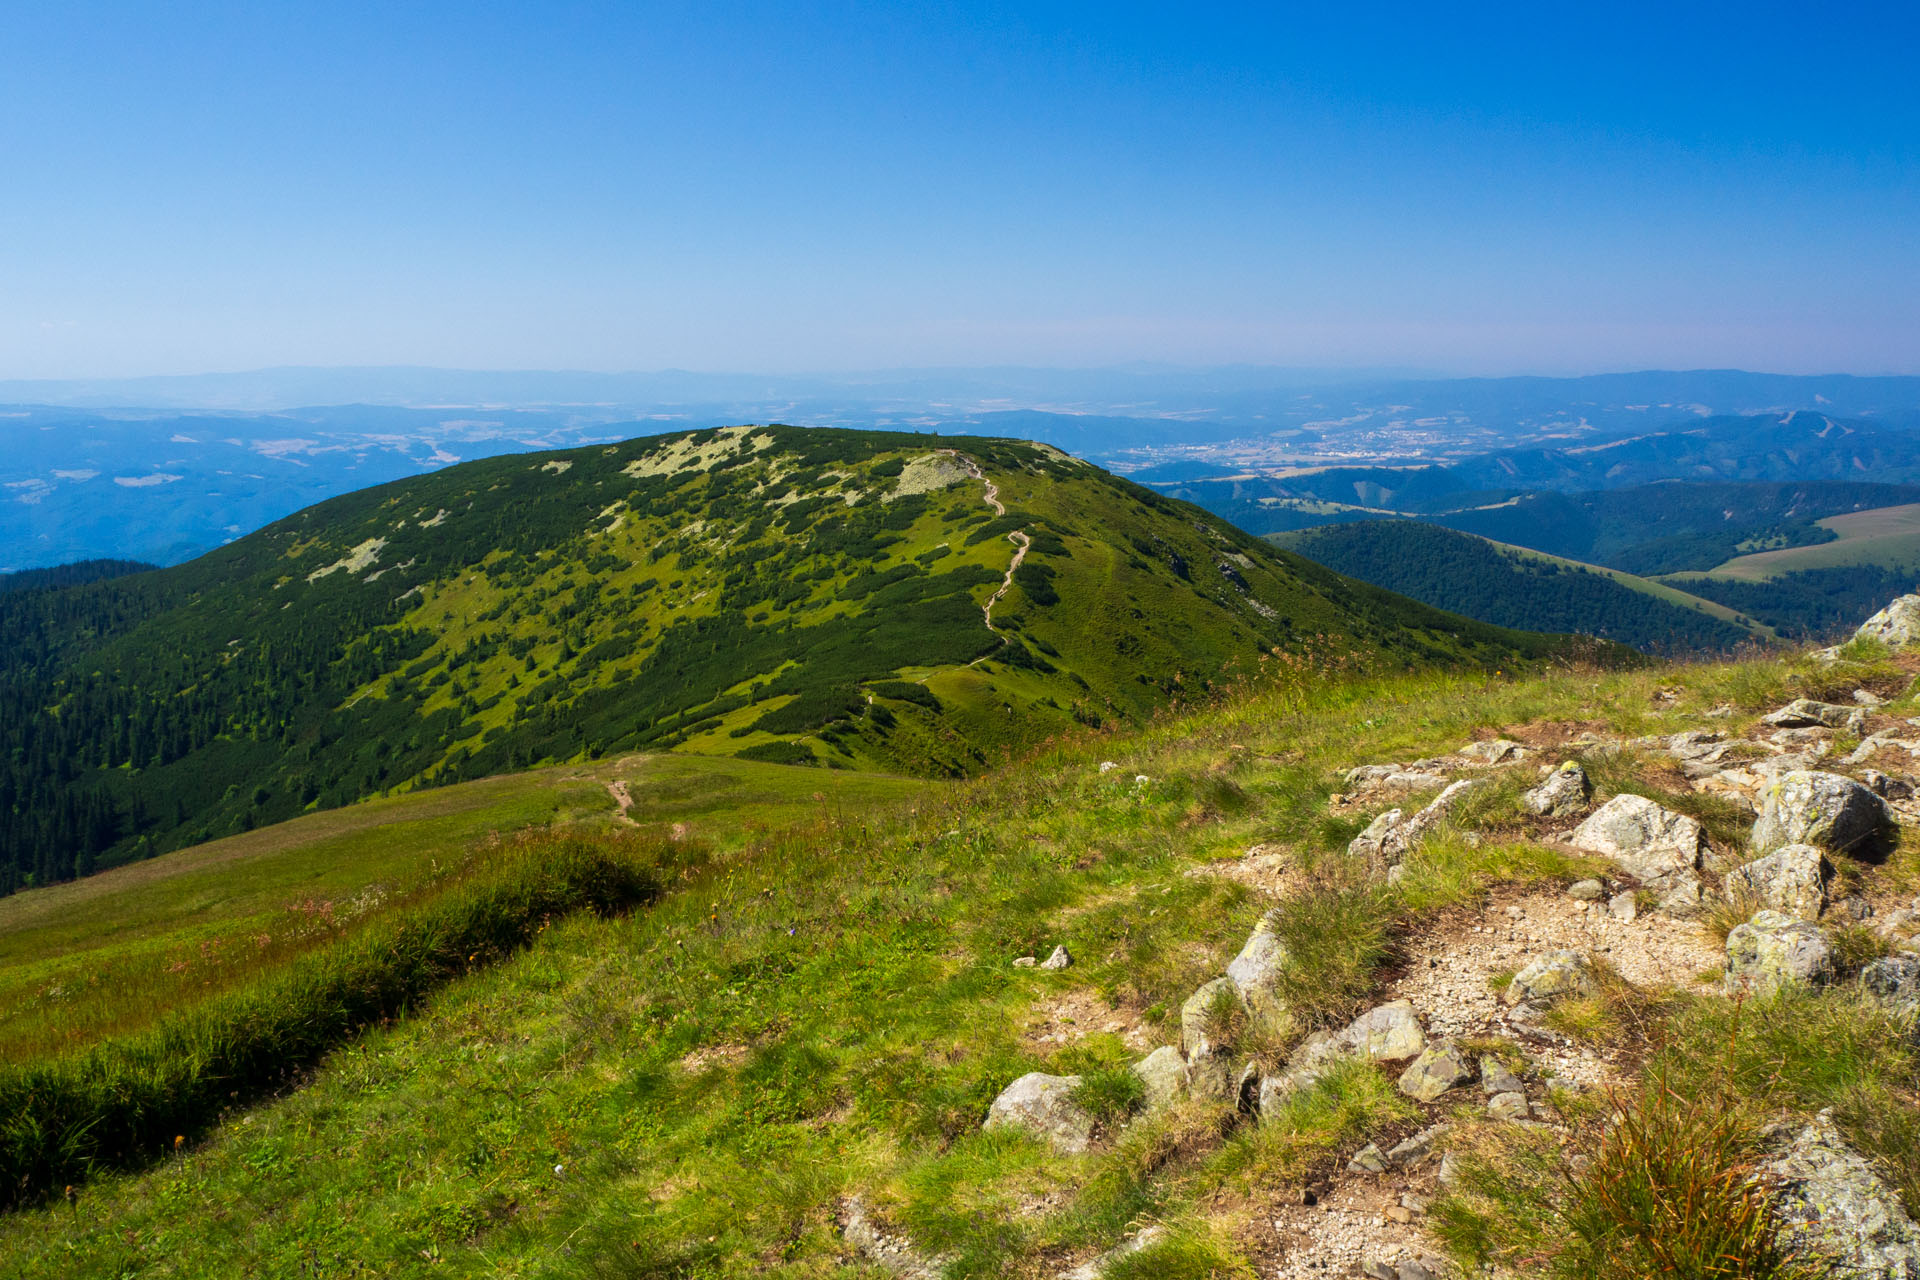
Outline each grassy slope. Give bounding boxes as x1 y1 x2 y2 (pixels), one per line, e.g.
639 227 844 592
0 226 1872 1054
5 646 1913 1277
1273 521 1773 646
0 754 924 1063
1686 501 1920 581
4 427 1572 886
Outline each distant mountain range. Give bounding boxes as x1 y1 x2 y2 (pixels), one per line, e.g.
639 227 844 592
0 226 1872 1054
6 371 1920 571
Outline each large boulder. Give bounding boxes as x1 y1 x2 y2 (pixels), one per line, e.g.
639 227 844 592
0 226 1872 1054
1765 1109 1920 1278
1727 843 1832 920
1751 770 1894 860
1568 794 1705 890
1856 594 1920 648
1504 949 1599 1006
985 1073 1095 1153
1225 911 1288 1012
1724 910 1834 995
1523 761 1591 818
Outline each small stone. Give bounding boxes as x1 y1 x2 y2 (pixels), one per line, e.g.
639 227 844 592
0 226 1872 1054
1398 1042 1475 1102
1860 954 1920 1023
1480 1056 1524 1095
1348 1142 1389 1174
1386 1123 1450 1168
1397 1261 1436 1280
1399 1193 1428 1215
1504 950 1597 1006
1487 1090 1530 1121
1608 892 1638 922
1039 945 1072 971
1361 1262 1397 1280
1567 878 1605 901
1386 1206 1412 1224
1335 999 1428 1062
1763 699 1869 734
1523 761 1591 817
1460 737 1526 764
1012 956 1037 967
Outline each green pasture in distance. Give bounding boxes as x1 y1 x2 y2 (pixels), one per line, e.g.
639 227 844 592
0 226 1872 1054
0 753 929 1063
1699 502 1920 581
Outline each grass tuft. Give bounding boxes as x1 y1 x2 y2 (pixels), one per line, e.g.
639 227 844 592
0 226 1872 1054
1434 1078 1821 1279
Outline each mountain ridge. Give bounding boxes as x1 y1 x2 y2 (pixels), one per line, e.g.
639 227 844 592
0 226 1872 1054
0 425 1594 893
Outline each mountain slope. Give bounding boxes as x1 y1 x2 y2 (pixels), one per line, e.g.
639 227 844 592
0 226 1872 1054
0 425 1588 892
1275 520 1770 653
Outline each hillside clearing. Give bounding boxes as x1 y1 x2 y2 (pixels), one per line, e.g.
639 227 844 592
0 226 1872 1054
1699 502 1920 581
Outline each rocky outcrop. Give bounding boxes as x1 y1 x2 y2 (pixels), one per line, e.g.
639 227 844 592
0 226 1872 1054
985 1073 1096 1153
1568 794 1705 898
1856 594 1920 648
1751 770 1894 860
1724 911 1833 995
1727 843 1832 919
1523 762 1591 818
1766 1110 1920 1278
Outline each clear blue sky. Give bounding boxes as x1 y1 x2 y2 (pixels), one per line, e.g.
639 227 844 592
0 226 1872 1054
3 2 1916 378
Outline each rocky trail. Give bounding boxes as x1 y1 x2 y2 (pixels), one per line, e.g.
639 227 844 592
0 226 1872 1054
943 449 1032 663
851 594 1920 1280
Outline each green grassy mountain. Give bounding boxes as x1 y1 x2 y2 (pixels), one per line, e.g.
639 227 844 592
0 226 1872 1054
1274 520 1772 653
0 425 1586 893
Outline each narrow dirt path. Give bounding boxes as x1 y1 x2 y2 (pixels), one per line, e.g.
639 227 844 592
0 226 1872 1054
940 450 1028 664
976 531 1030 637
605 778 636 824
